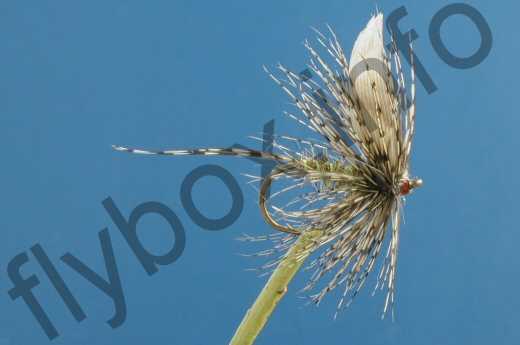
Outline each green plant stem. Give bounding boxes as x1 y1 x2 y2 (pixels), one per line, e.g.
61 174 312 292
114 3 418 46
229 230 321 345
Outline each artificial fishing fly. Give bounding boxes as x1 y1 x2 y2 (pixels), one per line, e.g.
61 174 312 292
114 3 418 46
114 12 422 319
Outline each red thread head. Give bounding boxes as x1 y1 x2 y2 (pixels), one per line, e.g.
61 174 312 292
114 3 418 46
399 180 411 195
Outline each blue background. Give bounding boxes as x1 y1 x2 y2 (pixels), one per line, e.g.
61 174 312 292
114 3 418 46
0 1 517 344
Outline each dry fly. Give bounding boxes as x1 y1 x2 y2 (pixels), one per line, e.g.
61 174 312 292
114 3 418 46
113 13 422 319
